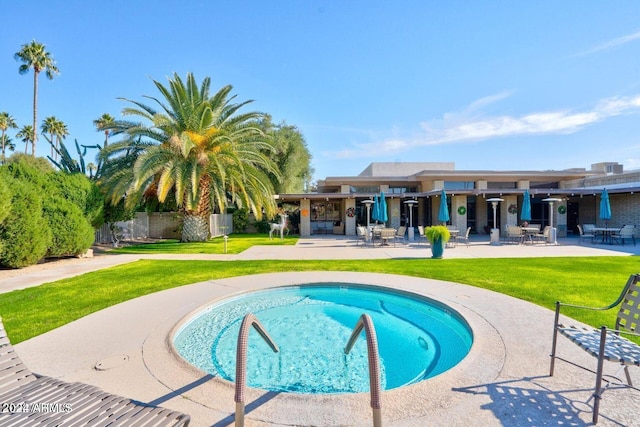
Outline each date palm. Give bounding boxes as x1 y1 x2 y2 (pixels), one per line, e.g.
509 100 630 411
41 116 68 161
16 125 35 154
100 72 280 242
93 113 115 147
15 40 59 155
0 112 18 162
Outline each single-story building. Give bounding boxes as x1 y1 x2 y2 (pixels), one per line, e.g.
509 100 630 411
276 161 640 238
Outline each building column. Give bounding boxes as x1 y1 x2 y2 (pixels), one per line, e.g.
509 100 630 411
300 199 311 237
345 198 356 236
452 195 467 230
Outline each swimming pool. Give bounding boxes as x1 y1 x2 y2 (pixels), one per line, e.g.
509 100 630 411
173 283 472 394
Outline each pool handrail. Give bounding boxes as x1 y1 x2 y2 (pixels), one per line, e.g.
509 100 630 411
345 313 382 427
234 313 279 427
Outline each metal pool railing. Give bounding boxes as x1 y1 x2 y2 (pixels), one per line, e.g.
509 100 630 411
233 312 382 427
234 313 279 427
345 313 383 427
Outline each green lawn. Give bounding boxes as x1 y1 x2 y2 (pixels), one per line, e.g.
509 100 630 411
110 234 297 254
1 255 639 343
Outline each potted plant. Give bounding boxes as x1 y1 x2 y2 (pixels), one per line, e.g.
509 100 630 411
425 225 451 259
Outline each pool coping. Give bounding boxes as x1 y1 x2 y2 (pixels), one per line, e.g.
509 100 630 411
149 274 504 426
14 270 640 426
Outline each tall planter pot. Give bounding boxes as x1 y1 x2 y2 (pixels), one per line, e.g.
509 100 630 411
430 237 445 259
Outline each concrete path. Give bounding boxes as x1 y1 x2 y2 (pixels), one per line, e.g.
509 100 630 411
4 236 640 426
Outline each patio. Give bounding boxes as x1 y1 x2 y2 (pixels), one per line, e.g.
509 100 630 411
6 237 640 426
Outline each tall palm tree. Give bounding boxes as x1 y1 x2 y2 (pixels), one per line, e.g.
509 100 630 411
100 72 280 242
41 116 68 161
16 125 35 154
93 113 115 148
15 40 59 156
0 112 18 162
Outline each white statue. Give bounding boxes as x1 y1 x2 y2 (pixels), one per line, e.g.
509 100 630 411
269 213 289 240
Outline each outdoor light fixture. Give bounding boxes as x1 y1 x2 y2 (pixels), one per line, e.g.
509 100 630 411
403 199 418 241
542 198 562 245
487 198 503 245
362 199 374 229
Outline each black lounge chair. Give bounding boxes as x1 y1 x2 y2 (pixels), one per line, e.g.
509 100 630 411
549 273 640 424
0 318 190 426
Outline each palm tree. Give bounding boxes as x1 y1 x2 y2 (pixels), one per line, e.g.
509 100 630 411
41 116 68 161
100 72 280 242
93 113 115 148
0 112 18 162
16 125 35 154
15 40 59 155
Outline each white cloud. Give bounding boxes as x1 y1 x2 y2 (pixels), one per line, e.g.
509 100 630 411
324 94 640 159
573 30 640 57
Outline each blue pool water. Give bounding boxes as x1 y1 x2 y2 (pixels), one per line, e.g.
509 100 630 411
173 284 472 394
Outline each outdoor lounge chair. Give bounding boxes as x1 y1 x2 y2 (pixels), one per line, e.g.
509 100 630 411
356 226 371 247
611 225 636 246
394 226 407 245
0 318 190 426
577 224 595 244
455 226 471 247
505 225 523 244
417 225 428 246
549 273 640 424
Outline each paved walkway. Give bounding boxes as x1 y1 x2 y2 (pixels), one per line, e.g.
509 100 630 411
5 236 640 426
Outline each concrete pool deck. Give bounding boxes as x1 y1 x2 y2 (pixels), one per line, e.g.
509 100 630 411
7 236 640 426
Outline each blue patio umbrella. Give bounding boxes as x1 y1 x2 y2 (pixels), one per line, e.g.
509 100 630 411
521 190 532 222
371 194 380 223
600 188 612 226
438 189 450 224
379 192 388 225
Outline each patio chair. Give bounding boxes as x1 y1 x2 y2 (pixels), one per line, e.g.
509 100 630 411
533 226 550 244
394 226 407 245
380 228 396 246
505 225 523 244
417 225 429 246
455 226 472 247
577 224 595 244
356 226 371 247
611 225 636 246
549 273 640 424
0 318 190 426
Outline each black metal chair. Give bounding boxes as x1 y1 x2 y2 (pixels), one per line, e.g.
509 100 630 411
0 318 190 426
549 273 640 424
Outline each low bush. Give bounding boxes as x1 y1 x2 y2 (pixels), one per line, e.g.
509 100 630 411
0 179 51 268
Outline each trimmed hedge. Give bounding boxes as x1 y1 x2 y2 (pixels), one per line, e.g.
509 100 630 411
0 178 51 267
0 155 103 268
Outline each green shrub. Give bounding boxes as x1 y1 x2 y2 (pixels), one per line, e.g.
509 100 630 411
232 208 249 233
0 178 10 225
48 172 104 228
43 198 94 257
0 179 51 268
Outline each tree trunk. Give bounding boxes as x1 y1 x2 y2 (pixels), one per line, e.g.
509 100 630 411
181 213 210 242
32 70 38 156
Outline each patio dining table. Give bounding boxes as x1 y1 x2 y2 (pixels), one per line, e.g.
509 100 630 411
521 227 540 244
592 227 620 244
447 229 459 247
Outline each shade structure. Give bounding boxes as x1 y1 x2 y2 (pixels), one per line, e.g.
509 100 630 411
438 189 450 224
372 194 380 223
600 188 612 225
379 192 388 224
521 190 532 222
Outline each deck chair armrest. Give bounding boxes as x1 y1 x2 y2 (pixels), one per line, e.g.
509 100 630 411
557 301 618 312
603 327 640 339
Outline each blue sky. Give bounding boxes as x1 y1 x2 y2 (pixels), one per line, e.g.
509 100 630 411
2 1 640 181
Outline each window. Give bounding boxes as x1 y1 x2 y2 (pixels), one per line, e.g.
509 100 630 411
444 181 474 190
350 186 379 193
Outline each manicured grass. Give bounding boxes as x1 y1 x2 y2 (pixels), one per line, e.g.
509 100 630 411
1 256 638 343
110 234 297 254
